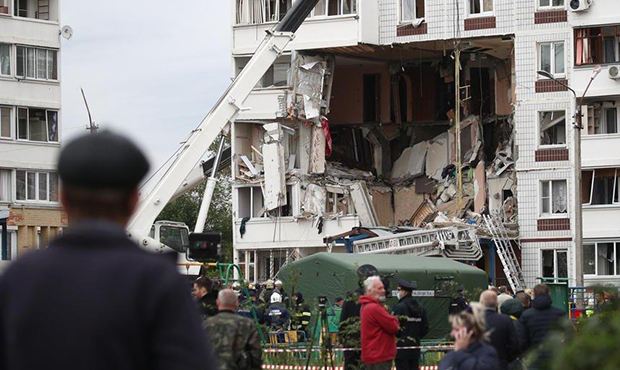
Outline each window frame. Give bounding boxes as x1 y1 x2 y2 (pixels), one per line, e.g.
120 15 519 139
310 0 356 18
537 0 565 10
466 0 494 17
582 168 620 207
15 106 59 143
398 0 425 23
15 170 59 204
584 102 620 136
538 41 566 78
15 46 58 81
0 168 11 202
538 109 568 148
541 248 569 280
583 241 620 277
539 179 569 218
0 43 10 77
0 106 12 139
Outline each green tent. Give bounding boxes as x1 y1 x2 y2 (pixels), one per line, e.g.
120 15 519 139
277 252 487 339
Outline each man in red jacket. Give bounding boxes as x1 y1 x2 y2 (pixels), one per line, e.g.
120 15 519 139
360 276 400 370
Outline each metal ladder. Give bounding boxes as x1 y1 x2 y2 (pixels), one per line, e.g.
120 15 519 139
351 226 483 261
483 214 525 292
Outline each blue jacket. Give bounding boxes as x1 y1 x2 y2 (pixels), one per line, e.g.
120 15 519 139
439 341 500 370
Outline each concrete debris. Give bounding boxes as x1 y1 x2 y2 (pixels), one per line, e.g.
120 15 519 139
391 141 427 181
425 132 449 181
262 123 287 211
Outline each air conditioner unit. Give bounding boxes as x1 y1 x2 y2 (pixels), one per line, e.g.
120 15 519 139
569 0 592 12
609 65 620 79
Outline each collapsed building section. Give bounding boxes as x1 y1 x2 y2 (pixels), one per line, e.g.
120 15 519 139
232 36 522 288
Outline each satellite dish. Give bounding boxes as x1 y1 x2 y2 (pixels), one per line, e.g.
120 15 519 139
356 264 379 279
60 25 73 40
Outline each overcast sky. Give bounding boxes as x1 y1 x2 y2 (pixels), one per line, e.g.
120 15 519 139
60 1 232 171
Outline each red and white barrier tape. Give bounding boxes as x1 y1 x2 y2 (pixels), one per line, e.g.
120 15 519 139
261 366 438 370
263 346 453 353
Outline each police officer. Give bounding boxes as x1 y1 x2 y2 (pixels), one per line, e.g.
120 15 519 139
0 131 213 370
392 279 429 370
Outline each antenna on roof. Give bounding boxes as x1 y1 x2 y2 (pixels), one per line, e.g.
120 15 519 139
80 88 98 134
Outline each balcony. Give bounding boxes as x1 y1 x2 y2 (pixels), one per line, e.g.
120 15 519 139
583 206 620 239
0 78 60 108
232 0 378 55
10 0 58 22
236 87 289 120
0 15 60 48
581 99 620 168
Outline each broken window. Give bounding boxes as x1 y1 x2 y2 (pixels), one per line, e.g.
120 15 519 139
468 0 492 15
584 242 620 276
575 26 620 66
542 249 568 279
538 0 564 7
539 42 565 77
312 0 356 17
16 46 57 80
400 0 424 22
236 56 290 88
16 107 58 142
586 104 619 135
236 186 265 219
236 0 291 24
540 179 567 215
582 168 620 205
325 185 354 215
539 110 566 146
0 43 9 76
15 170 58 203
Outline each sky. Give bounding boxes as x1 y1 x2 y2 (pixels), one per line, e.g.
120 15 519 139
60 0 232 171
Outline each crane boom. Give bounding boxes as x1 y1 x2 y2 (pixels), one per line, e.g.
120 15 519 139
127 0 320 243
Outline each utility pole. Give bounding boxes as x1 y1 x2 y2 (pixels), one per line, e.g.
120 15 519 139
80 88 98 134
454 47 462 208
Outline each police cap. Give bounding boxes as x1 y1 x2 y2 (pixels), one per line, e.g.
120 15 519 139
58 131 150 190
397 278 417 291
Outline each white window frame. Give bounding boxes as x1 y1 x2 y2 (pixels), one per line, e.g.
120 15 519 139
537 0 565 10
583 241 620 277
398 0 425 23
538 110 568 148
0 43 10 77
15 170 59 204
0 168 12 202
541 249 569 280
0 106 12 139
582 168 620 207
467 0 494 17
584 102 620 136
539 179 568 218
15 107 59 143
538 42 566 78
310 0 356 18
15 46 58 81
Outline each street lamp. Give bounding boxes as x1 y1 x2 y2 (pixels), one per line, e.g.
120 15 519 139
537 66 601 287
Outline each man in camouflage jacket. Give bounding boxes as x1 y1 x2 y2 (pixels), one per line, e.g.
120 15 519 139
204 289 262 370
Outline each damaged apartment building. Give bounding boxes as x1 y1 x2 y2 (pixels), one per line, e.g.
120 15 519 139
230 0 611 288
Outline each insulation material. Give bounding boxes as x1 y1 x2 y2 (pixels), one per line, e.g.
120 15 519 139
425 132 449 181
294 56 327 120
310 124 326 174
349 181 379 227
394 186 425 225
262 123 287 211
369 187 394 226
391 141 427 181
302 184 326 216
474 161 487 213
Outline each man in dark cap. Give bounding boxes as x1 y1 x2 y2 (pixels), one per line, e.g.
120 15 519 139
0 131 214 370
392 279 429 370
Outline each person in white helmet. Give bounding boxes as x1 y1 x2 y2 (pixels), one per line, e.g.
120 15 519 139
274 279 289 307
266 292 290 334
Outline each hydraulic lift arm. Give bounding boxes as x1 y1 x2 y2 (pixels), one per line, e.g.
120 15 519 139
127 0 320 243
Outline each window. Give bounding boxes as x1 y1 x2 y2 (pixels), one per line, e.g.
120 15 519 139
584 242 620 276
0 43 9 76
539 42 565 77
0 106 10 139
0 169 10 201
236 0 292 24
540 180 568 216
311 0 356 17
15 171 58 202
539 110 566 146
468 0 492 15
400 0 424 22
582 168 620 205
0 0 8 15
16 46 57 80
542 249 568 279
538 0 564 8
586 104 619 135
575 26 620 66
236 56 290 88
16 107 58 142
159 226 189 253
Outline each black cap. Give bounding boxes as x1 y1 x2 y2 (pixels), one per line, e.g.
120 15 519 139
397 278 417 291
58 131 150 190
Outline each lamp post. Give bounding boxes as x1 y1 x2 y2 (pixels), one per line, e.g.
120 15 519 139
537 66 601 287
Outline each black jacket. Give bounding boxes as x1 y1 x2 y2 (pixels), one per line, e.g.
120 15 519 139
392 295 429 359
484 308 518 368
0 221 213 370
439 341 500 370
518 295 565 349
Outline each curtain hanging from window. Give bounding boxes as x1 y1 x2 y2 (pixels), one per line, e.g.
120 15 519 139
0 170 10 201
